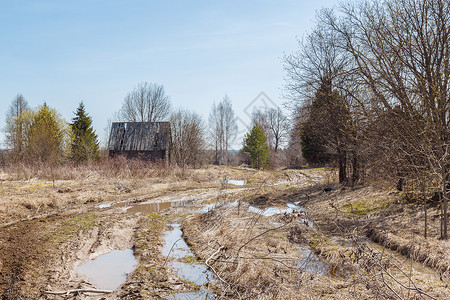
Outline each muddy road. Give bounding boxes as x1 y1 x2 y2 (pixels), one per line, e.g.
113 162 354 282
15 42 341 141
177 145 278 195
0 183 252 299
0 167 448 299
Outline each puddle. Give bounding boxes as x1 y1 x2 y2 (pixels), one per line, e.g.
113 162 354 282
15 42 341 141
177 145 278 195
171 290 213 299
162 224 191 259
297 246 329 276
171 262 213 285
297 244 354 279
109 200 193 214
247 202 315 227
213 179 247 186
128 201 173 213
76 249 137 291
163 224 216 297
248 203 301 217
195 200 239 214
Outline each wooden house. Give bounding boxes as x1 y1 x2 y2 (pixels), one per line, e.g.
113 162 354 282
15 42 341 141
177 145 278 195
108 122 171 162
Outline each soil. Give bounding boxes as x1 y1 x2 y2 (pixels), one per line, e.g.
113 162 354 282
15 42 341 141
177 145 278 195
0 165 448 299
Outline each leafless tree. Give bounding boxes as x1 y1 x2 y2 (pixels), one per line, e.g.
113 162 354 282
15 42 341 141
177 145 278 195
208 95 237 165
170 109 206 168
253 108 288 152
119 82 171 122
284 17 361 183
321 0 450 238
4 94 31 161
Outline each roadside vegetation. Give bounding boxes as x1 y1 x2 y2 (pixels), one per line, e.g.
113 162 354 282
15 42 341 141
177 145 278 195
1 0 450 298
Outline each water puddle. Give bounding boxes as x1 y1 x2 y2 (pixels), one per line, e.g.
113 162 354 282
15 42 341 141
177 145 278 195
172 290 214 300
99 203 112 209
213 179 247 186
104 200 194 214
248 202 302 217
171 262 213 285
247 202 315 227
162 224 191 259
76 249 137 291
163 224 216 298
297 246 329 276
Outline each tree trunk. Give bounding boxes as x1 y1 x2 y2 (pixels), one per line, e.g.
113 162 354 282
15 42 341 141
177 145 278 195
338 148 347 184
443 174 448 239
424 202 428 239
351 150 359 187
422 181 427 239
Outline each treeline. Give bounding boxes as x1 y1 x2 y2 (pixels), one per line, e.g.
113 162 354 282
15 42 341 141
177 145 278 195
5 95 99 164
284 0 450 238
3 83 291 169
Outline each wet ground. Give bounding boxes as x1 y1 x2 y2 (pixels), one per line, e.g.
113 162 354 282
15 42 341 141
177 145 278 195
1 170 448 299
76 249 137 291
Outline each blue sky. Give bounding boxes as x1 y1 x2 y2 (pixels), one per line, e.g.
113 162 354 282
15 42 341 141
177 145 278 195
0 0 338 148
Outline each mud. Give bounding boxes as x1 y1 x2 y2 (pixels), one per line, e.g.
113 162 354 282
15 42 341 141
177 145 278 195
1 167 448 299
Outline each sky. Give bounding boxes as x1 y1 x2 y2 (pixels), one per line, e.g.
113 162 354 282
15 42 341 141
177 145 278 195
0 0 338 148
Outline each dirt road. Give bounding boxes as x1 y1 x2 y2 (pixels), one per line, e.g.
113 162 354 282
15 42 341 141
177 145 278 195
0 167 448 299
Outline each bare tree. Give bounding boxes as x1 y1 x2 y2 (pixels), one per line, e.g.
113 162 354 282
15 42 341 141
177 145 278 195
4 94 31 161
119 82 171 122
284 18 360 183
208 95 237 164
251 109 272 147
252 108 288 152
321 0 450 238
170 109 206 168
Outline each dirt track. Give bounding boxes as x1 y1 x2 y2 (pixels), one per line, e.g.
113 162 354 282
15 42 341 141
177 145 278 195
0 173 257 299
0 167 449 299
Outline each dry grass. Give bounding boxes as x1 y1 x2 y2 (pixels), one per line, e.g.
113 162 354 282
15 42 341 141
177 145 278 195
180 182 449 299
303 184 450 285
1 157 187 181
182 202 369 299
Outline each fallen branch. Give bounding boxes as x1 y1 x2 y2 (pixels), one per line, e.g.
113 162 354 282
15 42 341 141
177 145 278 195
44 288 112 295
205 246 242 300
163 238 182 267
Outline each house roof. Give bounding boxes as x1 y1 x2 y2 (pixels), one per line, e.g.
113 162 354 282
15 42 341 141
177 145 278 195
108 122 171 151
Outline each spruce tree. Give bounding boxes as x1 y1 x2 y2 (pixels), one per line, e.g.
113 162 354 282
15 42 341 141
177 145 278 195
70 102 99 162
242 125 269 169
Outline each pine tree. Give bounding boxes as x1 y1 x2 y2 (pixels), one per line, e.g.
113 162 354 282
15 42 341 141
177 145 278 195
70 102 99 163
242 125 269 169
27 103 64 162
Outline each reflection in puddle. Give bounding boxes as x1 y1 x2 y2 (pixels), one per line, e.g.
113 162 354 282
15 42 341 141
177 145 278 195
110 200 193 213
128 201 173 213
76 249 137 290
162 224 191 259
163 223 215 298
172 262 212 285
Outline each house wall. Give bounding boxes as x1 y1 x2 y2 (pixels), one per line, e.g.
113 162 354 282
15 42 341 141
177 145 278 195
109 150 166 161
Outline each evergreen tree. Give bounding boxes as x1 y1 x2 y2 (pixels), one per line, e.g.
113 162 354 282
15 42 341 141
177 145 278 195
70 102 99 162
242 125 270 169
300 120 331 165
299 79 350 181
27 103 64 162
